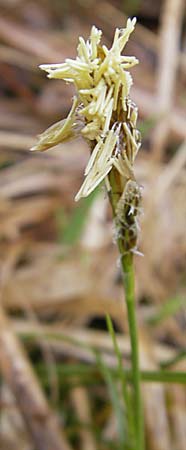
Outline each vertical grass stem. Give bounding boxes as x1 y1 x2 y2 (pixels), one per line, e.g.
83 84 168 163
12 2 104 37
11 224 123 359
121 252 145 450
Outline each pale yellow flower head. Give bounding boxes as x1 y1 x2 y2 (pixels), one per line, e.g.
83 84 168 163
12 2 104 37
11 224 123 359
31 18 140 201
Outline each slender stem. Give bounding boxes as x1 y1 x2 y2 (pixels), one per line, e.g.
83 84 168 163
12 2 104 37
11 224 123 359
106 314 136 447
121 252 145 450
108 171 145 450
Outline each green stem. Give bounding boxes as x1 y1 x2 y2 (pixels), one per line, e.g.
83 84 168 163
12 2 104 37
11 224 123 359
121 253 144 450
106 314 136 447
108 170 145 450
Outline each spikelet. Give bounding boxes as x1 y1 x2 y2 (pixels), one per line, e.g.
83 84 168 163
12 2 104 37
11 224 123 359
115 180 142 253
31 19 140 203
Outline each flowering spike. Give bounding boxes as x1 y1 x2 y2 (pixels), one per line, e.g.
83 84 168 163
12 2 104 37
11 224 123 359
32 19 140 206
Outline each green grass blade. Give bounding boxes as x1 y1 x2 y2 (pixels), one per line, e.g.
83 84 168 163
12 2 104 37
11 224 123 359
147 297 185 326
95 351 127 449
56 187 99 245
106 315 135 447
160 350 186 369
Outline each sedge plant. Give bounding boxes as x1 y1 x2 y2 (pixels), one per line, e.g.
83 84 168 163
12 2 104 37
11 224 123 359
32 19 145 450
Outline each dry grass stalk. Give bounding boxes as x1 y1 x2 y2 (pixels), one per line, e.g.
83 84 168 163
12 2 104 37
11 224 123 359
133 87 186 141
0 305 72 450
12 319 177 368
152 0 185 159
70 386 96 450
0 16 63 61
139 335 171 450
167 385 186 450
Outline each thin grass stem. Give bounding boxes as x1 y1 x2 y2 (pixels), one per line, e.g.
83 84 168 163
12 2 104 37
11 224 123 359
108 171 145 450
106 314 135 447
120 253 144 450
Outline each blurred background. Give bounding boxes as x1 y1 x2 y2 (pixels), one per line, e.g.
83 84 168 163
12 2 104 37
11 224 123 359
0 1 186 449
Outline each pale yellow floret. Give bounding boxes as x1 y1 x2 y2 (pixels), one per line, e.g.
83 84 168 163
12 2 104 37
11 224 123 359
84 139 103 175
90 26 102 59
75 160 113 201
121 72 133 110
113 156 128 177
78 37 90 63
102 98 114 135
75 130 117 201
102 86 114 113
123 122 138 162
97 130 117 167
81 119 100 140
129 107 138 127
113 78 121 111
31 96 78 151
116 18 137 52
